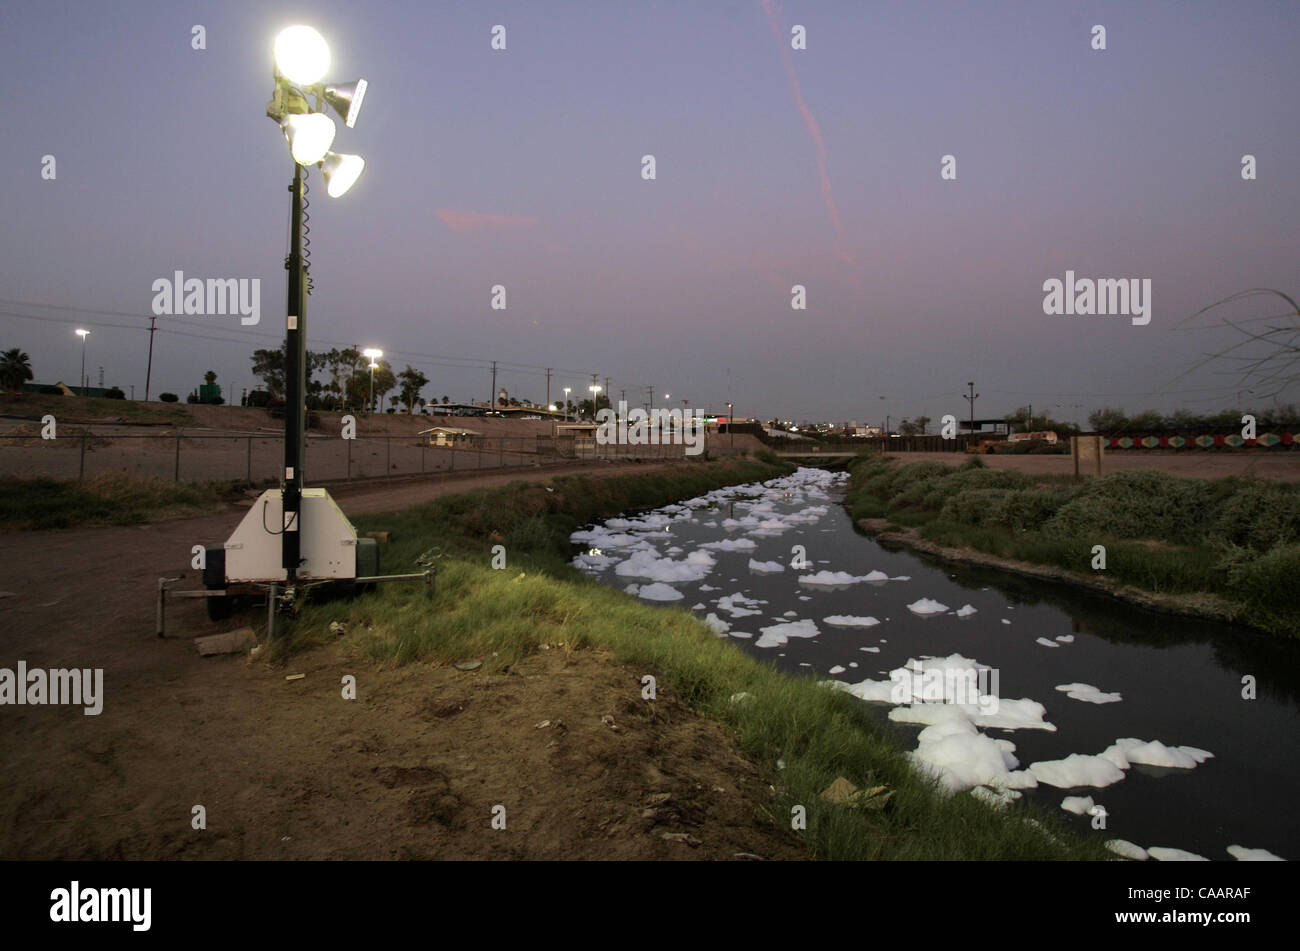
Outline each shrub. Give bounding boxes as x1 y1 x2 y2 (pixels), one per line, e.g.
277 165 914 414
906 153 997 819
104 387 125 399
158 392 178 403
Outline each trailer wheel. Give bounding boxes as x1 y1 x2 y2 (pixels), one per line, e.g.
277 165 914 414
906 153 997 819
203 546 232 620
206 593 234 621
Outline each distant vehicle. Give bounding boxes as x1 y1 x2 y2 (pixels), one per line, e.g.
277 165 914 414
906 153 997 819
1008 430 1058 445
521 414 541 420
454 407 486 417
484 411 505 418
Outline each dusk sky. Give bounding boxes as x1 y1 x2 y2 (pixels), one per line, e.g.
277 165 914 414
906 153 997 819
2 0 1297 426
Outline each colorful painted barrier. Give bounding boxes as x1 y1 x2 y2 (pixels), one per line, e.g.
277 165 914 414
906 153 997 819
1105 432 1296 449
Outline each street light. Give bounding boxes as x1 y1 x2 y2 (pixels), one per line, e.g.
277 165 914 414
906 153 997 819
563 387 571 421
75 329 89 396
264 23 369 580
727 402 733 449
363 348 383 415
589 384 601 420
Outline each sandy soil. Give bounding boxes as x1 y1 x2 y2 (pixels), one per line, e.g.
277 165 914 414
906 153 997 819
883 450 1300 482
0 462 805 860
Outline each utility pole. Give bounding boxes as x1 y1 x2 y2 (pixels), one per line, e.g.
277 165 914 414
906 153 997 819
145 314 157 402
490 360 498 408
965 381 979 436
545 368 551 409
604 376 610 412
1027 402 1033 433
646 384 653 413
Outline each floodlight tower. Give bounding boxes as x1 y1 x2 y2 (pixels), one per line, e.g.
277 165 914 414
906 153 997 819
264 24 368 582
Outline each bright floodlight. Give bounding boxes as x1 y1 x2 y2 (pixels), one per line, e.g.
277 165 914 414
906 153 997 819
75 328 89 337
363 348 382 359
274 25 331 85
281 113 336 165
325 79 368 128
321 152 365 197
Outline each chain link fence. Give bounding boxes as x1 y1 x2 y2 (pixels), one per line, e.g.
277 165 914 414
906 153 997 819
0 428 713 485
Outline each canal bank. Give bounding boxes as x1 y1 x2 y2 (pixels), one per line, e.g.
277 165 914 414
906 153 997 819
845 455 1300 639
273 458 1110 860
572 467 1297 861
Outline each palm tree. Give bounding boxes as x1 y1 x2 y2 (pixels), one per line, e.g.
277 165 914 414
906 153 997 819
0 348 34 392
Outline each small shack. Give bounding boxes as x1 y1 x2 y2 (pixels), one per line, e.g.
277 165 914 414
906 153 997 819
419 426 481 447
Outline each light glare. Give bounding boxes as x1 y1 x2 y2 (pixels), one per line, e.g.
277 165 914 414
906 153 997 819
274 26 331 85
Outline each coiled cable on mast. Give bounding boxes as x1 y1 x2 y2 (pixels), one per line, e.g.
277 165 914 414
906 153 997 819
301 169 314 295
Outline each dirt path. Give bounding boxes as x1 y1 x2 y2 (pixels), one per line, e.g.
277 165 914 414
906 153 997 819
0 463 802 860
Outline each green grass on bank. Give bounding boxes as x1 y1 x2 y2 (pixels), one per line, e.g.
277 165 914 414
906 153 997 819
268 453 1111 860
0 473 229 530
846 455 1300 637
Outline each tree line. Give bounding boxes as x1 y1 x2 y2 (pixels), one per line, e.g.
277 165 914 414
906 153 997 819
249 345 436 413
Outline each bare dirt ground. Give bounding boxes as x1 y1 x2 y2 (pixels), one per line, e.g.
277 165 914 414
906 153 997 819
0 462 803 860
884 450 1300 482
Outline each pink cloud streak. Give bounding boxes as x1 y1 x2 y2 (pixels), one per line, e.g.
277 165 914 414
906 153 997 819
759 0 856 271
436 208 539 232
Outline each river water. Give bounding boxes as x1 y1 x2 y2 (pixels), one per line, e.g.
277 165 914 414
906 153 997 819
571 467 1298 861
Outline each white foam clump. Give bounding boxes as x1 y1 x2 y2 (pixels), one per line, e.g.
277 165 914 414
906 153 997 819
798 570 867 586
636 582 683 601
1227 845 1285 861
1029 754 1127 789
1148 847 1209 862
1030 737 1213 789
1035 637 1060 648
1106 839 1148 861
828 665 846 675
907 716 1037 794
701 613 730 636
748 558 785 573
701 538 758 551
863 570 890 582
971 785 1022 809
755 619 820 649
907 598 949 615
859 646 880 653
715 592 765 618
1061 795 1095 815
615 548 715 583
956 604 978 617
1056 634 1075 643
1055 683 1122 704
823 615 880 628
1100 738 1213 770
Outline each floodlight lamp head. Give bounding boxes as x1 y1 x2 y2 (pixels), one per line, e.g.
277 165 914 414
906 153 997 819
274 25 330 86
324 79 368 128
281 112 336 165
321 151 365 197
75 329 89 338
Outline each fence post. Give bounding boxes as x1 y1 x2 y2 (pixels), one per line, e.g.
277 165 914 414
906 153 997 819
79 430 88 482
174 431 181 482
